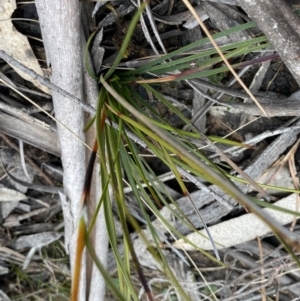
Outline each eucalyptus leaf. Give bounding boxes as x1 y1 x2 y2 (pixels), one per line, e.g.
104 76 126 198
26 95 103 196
0 187 26 202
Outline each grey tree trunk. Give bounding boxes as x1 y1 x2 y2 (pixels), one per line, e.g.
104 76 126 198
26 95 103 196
35 1 107 300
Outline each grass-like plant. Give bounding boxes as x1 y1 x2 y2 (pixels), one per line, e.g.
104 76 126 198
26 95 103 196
71 3 300 301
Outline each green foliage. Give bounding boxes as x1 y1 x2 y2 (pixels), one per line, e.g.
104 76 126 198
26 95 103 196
80 6 300 301
208 72 224 84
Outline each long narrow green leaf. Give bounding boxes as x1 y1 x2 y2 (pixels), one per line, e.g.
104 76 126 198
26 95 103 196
139 36 267 74
100 75 300 252
84 30 100 80
123 21 257 76
132 43 270 82
250 196 300 217
95 87 140 301
104 2 146 79
85 228 129 301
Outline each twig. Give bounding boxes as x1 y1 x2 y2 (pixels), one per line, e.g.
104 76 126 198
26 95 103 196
262 138 300 188
0 155 63 194
18 140 30 180
288 144 300 231
185 66 252 130
190 78 278 103
193 128 269 199
209 125 300 159
145 1 167 54
257 236 267 301
0 71 51 98
0 132 55 186
222 268 278 301
0 95 52 129
137 0 160 55
0 50 95 115
3 207 50 227
186 83 300 117
223 253 298 290
177 167 234 209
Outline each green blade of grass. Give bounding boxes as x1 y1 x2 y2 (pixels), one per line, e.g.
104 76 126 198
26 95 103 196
100 75 300 252
104 2 147 80
123 21 258 76
134 36 267 75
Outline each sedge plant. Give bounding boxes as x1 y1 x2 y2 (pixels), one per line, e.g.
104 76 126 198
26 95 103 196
71 2 300 301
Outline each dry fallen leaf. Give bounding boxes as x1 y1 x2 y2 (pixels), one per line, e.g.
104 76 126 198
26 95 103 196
173 194 299 250
0 0 50 94
0 186 27 219
11 231 62 250
0 187 26 202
